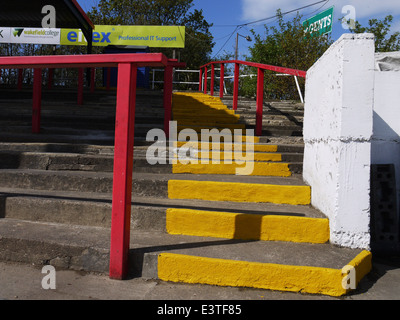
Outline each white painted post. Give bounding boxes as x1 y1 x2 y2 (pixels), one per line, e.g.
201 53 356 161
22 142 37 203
303 34 375 250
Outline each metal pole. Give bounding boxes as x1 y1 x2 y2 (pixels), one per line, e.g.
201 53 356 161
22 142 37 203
109 62 137 280
256 68 265 136
235 33 239 61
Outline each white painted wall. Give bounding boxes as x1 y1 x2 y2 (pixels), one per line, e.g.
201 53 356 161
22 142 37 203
372 71 400 210
303 34 376 250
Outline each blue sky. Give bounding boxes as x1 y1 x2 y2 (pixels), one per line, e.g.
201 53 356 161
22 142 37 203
77 0 400 59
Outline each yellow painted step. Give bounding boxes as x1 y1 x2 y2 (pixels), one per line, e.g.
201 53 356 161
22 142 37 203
174 118 240 125
174 136 261 144
172 162 292 177
177 124 246 131
158 251 372 297
177 150 282 162
166 208 329 244
168 180 311 205
174 141 273 152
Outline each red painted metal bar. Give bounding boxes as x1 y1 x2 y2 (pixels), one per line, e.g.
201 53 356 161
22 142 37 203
256 68 265 136
0 53 182 281
32 68 42 134
198 68 203 92
0 53 168 69
109 62 137 280
77 68 84 105
203 66 207 94
199 59 306 136
219 63 225 99
90 68 96 93
210 64 215 96
233 63 239 111
200 60 307 78
163 65 173 138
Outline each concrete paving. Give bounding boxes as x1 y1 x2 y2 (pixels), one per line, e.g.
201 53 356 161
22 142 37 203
0 256 399 300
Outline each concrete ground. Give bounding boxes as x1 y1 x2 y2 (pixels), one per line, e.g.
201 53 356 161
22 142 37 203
0 256 399 301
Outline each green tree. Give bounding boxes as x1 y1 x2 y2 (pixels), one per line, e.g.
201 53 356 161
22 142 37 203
346 15 400 52
241 10 333 100
88 0 214 89
88 0 214 67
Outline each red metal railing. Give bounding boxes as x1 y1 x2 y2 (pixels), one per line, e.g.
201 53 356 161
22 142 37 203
0 53 185 280
199 60 307 136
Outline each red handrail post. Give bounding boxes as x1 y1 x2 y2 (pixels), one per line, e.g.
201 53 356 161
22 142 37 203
233 63 239 110
219 63 225 99
90 68 96 93
32 68 42 134
77 68 84 105
109 62 137 280
203 66 207 94
48 68 54 90
164 65 173 138
199 68 203 92
17 69 23 90
210 64 215 96
256 68 265 136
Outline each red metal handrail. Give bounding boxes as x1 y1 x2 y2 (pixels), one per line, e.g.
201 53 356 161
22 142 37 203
0 53 185 280
199 60 307 136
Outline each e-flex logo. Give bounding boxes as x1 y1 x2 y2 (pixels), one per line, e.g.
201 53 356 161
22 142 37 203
66 31 111 44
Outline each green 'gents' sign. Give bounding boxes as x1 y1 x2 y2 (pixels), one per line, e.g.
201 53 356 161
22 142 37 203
303 6 334 38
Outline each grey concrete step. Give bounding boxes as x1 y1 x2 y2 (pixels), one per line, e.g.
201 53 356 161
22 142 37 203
0 218 362 277
0 169 308 198
0 142 304 154
0 187 325 229
0 150 304 173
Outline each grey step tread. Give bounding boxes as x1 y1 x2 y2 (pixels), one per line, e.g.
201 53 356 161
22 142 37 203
0 218 362 275
0 187 325 219
0 142 304 154
0 169 308 186
0 150 304 165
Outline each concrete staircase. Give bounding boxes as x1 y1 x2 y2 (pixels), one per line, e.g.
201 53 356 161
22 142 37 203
0 88 371 297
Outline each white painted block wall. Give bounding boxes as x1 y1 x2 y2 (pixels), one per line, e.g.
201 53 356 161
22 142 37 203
303 34 376 250
372 72 400 209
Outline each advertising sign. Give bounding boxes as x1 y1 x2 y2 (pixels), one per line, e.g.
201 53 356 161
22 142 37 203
0 27 11 43
0 27 60 44
60 25 185 48
303 6 334 38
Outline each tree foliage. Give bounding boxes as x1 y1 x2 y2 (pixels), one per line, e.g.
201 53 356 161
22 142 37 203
347 15 400 52
89 0 214 70
240 10 333 100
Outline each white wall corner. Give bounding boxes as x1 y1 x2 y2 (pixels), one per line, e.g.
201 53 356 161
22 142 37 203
303 33 375 250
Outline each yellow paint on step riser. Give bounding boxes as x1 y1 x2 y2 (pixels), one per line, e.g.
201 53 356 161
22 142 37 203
172 162 292 177
174 141 274 152
158 251 372 297
173 109 237 115
174 136 261 144
166 208 329 244
175 151 282 162
177 125 246 132
168 180 311 205
174 118 240 125
347 250 373 285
